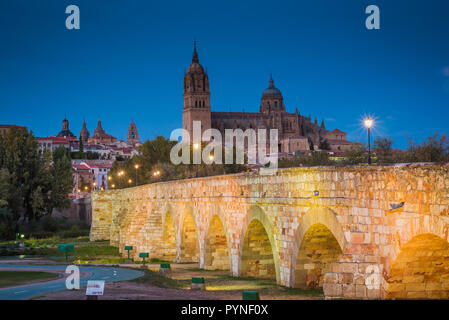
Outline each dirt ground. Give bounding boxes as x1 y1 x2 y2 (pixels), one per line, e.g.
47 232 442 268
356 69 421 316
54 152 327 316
34 281 323 300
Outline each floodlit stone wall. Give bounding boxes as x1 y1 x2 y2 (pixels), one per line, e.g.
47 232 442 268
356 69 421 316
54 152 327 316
90 163 449 299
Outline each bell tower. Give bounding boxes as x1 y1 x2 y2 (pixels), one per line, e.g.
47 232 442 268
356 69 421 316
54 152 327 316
182 41 211 143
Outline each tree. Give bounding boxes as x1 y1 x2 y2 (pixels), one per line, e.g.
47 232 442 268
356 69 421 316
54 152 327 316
343 143 367 164
374 137 393 163
409 133 449 162
45 146 74 217
318 139 331 151
0 126 47 221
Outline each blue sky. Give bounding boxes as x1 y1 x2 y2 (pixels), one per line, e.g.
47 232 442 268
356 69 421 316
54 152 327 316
0 0 448 148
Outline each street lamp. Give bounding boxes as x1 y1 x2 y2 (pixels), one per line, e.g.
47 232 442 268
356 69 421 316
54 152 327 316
134 164 139 186
364 117 374 165
153 170 161 178
128 179 132 184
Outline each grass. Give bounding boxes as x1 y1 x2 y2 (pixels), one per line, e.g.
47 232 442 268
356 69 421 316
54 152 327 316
131 269 188 289
0 236 126 264
0 271 59 288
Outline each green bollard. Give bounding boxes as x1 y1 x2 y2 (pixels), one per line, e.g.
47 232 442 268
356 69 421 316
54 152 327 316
191 277 205 290
242 291 260 300
139 252 149 267
58 244 75 263
124 245 133 260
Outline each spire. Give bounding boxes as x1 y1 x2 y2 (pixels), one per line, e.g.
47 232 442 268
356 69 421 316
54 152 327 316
321 120 325 129
192 40 199 63
269 73 274 88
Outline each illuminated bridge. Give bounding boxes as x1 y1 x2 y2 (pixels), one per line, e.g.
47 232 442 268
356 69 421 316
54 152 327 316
90 164 449 299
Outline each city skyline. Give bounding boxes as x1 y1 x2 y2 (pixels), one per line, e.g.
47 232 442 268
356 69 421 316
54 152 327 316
1 0 448 147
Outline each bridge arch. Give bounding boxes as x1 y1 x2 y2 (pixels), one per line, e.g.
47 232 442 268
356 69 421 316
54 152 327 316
385 233 449 299
161 210 177 261
239 205 280 282
383 215 449 299
179 207 200 263
291 207 346 288
204 212 231 270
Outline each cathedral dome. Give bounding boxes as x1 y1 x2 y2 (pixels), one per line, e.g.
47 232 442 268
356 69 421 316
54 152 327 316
262 75 282 97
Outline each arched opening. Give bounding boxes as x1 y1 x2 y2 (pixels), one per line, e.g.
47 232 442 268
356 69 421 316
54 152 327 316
205 215 229 270
180 212 199 263
386 233 449 299
294 223 342 289
241 219 275 278
161 212 176 261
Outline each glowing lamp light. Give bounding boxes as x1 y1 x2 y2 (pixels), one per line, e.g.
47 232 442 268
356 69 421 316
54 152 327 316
134 164 139 169
364 118 373 129
108 176 112 181
111 184 115 188
84 186 88 190
128 179 132 184
209 154 214 162
193 143 199 150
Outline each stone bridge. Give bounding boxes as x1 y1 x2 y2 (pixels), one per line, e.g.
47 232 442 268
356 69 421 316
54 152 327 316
90 164 449 299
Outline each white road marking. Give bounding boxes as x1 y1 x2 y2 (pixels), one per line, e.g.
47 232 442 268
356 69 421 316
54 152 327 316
14 290 27 294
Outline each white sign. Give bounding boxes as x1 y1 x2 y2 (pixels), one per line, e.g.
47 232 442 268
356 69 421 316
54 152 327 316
86 280 105 296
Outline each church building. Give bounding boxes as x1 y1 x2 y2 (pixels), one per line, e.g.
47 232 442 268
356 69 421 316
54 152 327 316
182 43 352 154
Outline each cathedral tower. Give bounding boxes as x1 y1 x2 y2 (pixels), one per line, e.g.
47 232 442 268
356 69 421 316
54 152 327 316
79 120 90 144
127 121 139 145
182 41 211 143
260 75 285 113
57 115 75 138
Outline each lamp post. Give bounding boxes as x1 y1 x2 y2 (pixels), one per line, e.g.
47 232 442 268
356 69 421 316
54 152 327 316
193 143 200 178
134 164 139 186
364 117 373 165
117 170 125 188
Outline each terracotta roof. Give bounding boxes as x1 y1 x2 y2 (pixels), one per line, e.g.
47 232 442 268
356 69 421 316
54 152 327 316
72 164 91 171
331 128 345 134
38 136 78 143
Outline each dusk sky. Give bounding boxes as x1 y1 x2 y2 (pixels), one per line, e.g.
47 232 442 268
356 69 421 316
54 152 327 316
1 0 448 148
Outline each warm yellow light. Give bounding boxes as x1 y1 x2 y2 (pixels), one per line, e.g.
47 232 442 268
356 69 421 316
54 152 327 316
93 182 96 186
153 170 161 177
157 170 160 175
77 189 81 193
193 143 199 150
108 176 112 180
364 118 373 129
209 154 214 161
134 164 139 169
128 179 132 184
111 184 115 188
84 186 88 190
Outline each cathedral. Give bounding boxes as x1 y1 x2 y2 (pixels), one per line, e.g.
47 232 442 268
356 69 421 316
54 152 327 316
182 43 352 154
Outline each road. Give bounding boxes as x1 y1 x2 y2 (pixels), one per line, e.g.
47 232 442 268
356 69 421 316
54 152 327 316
0 264 144 300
